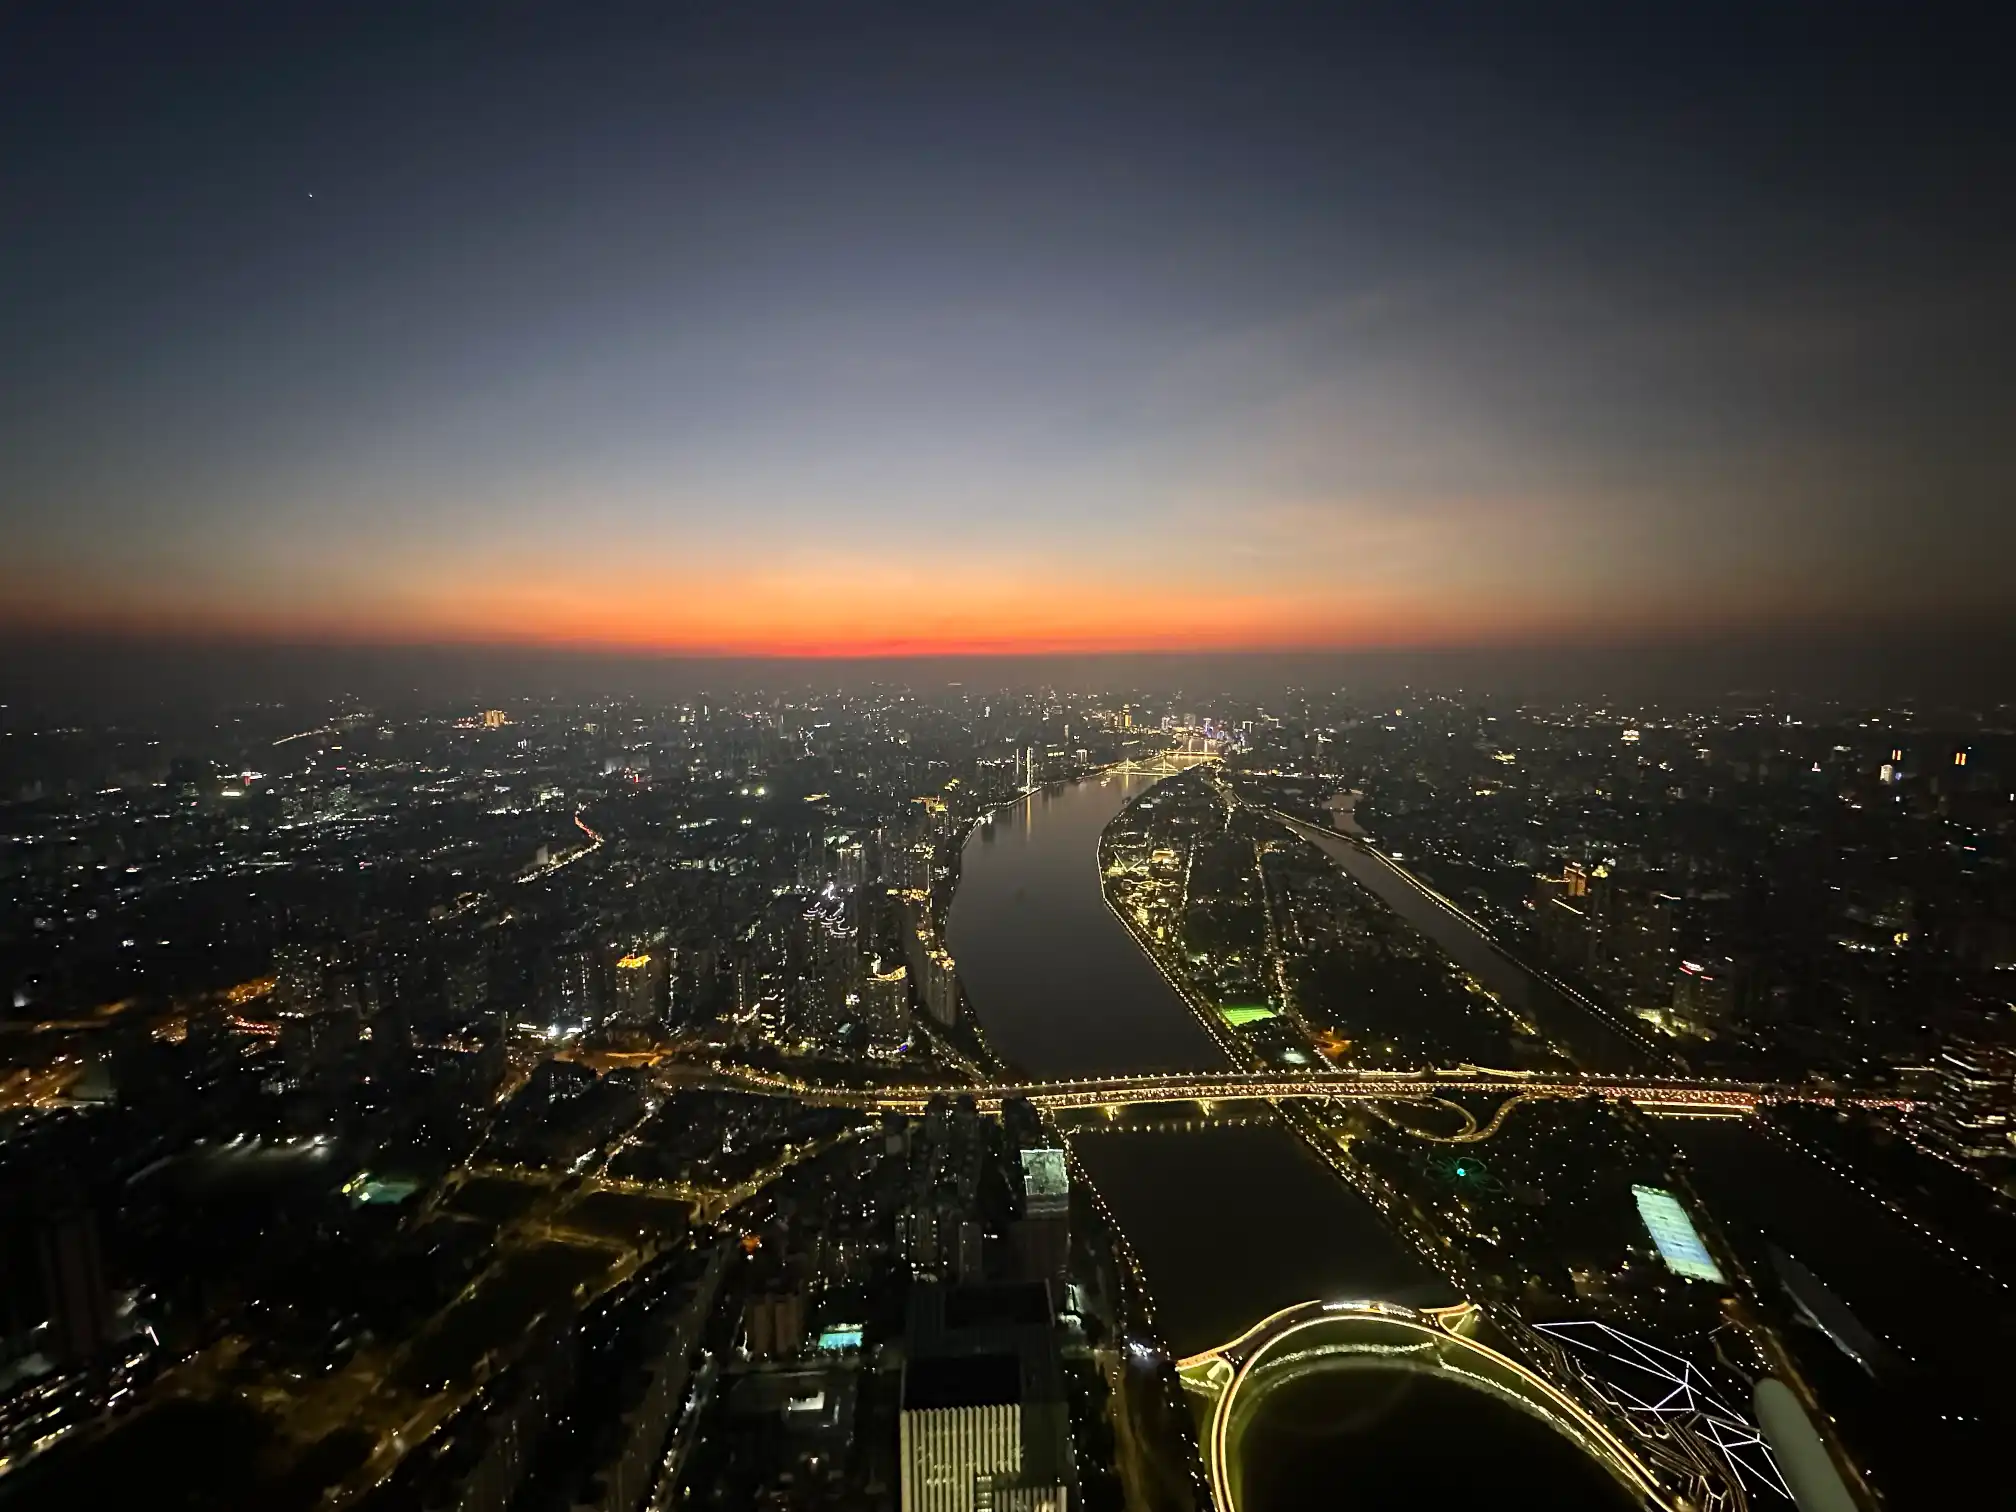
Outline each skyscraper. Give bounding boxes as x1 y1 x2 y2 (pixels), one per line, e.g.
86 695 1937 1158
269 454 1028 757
1013 1148 1071 1289
900 1283 1072 1512
863 957 911 1051
1923 1046 2016 1165
35 1209 113 1367
613 950 667 1027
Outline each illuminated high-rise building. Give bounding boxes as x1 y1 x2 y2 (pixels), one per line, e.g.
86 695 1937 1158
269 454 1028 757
919 946 959 1027
1923 1046 2016 1164
1014 1148 1070 1288
901 1283 1072 1512
613 950 667 1026
863 957 910 1051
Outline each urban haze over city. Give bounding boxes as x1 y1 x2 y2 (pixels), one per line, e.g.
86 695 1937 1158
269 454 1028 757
3 5 2013 1512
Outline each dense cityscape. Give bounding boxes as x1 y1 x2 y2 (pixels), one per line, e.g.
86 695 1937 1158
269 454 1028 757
9 3 2015 1509
0 684 2009 1509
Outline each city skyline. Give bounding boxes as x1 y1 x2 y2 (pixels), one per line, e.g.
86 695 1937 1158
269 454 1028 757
6 5 2014 658
2 680 2001 1507
4 8 2011 1508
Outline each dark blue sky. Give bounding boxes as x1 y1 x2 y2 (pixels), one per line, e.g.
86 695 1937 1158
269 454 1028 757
5 2 2012 654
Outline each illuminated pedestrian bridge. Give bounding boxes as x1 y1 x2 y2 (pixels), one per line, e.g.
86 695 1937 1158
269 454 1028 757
1176 1301 1668 1512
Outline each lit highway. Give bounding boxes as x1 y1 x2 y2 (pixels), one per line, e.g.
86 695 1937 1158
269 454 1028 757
804 1068 1918 1115
629 1054 1917 1118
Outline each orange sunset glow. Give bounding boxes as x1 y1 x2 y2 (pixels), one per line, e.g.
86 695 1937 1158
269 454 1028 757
0 540 1813 659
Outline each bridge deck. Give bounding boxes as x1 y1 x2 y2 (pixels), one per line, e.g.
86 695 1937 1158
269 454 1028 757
853 1071 1912 1112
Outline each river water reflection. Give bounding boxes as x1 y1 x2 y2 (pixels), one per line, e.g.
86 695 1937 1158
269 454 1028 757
947 771 1224 1080
947 775 1631 1509
947 774 1448 1347
1235 1370 1637 1512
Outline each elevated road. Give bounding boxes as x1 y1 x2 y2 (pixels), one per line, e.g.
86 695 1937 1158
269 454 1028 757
1176 1300 1676 1512
852 1067 1916 1115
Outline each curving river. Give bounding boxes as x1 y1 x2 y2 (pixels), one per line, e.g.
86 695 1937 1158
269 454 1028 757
945 770 1223 1080
946 773 1636 1510
946 772 1446 1355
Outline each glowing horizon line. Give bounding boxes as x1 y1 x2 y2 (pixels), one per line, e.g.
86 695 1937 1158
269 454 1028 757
3 597 1997 659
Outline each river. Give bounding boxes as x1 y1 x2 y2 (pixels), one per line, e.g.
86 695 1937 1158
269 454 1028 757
1278 817 1663 1073
947 773 1444 1356
947 773 1632 1511
946 773 1224 1080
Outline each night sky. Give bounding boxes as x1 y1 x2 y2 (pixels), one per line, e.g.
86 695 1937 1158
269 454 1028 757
5 3 2013 658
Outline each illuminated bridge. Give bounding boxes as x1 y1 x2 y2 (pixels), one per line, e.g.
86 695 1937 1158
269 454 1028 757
855 1067 1915 1115
1176 1300 1677 1512
1175 1301 1803 1512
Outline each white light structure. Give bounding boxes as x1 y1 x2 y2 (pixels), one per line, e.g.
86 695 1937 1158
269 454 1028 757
1537 1320 1793 1504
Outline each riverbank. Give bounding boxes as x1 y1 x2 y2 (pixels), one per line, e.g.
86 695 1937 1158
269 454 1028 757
1093 811 1246 1068
1273 812 1672 1073
930 757 1190 1076
945 771 1445 1331
946 769 1224 1079
944 768 1752 1512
